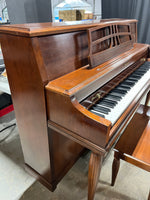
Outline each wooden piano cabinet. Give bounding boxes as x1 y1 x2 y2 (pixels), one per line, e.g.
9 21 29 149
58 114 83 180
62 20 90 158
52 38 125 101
0 25 90 190
0 34 53 185
111 102 150 199
0 19 146 200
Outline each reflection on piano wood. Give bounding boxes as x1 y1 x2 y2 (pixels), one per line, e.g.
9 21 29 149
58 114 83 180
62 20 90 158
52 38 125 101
0 19 150 200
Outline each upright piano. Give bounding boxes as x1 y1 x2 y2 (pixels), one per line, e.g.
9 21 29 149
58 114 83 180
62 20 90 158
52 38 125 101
0 19 150 200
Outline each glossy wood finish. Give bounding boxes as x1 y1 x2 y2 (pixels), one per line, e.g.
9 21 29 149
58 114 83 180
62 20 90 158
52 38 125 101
48 128 84 187
46 43 148 102
87 24 134 68
46 51 149 150
38 31 89 81
111 103 150 199
0 34 52 182
0 19 137 37
111 151 120 187
0 19 148 200
1 20 109 190
47 91 111 148
44 21 149 199
88 152 102 200
114 104 150 169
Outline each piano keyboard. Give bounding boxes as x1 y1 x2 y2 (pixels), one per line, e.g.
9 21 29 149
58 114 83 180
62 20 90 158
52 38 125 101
89 62 150 125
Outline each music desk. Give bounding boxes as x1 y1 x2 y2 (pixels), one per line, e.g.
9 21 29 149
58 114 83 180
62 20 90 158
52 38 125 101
111 96 150 200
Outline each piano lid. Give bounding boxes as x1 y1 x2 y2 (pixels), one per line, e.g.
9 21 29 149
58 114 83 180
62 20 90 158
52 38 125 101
0 19 137 37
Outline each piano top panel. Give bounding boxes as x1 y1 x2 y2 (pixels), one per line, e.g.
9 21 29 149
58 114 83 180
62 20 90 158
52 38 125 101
0 19 137 37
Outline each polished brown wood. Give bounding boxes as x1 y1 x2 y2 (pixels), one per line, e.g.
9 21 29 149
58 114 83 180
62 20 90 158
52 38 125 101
0 34 52 183
111 104 150 199
46 46 149 149
111 151 120 186
0 32 85 190
87 24 134 68
0 19 149 200
88 152 102 200
0 19 137 37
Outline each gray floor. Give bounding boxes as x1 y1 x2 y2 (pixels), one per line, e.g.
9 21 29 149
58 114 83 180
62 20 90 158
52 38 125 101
0 109 150 200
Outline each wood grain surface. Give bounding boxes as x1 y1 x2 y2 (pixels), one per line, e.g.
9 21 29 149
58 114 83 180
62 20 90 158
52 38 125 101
0 19 149 200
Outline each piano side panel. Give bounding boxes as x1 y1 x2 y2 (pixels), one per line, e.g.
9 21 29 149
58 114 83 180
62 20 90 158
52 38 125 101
1 33 85 190
0 34 52 183
38 31 89 81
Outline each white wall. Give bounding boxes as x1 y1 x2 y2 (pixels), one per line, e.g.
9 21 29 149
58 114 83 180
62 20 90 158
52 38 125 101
0 0 7 18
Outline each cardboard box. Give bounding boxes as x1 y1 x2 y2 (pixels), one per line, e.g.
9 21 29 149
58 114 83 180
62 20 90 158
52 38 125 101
59 10 85 21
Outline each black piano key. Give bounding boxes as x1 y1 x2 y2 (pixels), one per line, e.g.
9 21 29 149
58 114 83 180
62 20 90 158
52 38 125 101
125 79 137 84
122 81 135 86
134 72 145 76
103 98 117 104
124 79 136 83
104 94 122 101
136 69 148 73
85 62 150 115
139 66 149 70
112 88 127 94
137 66 148 70
127 77 138 82
110 91 125 97
97 98 117 106
139 65 150 69
116 86 131 91
90 109 105 118
96 101 115 108
146 65 150 69
126 76 138 82
130 74 141 79
120 83 132 88
92 106 111 114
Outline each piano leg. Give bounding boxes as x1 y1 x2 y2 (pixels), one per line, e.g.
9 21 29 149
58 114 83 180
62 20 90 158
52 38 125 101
111 151 120 186
88 152 103 200
145 90 150 106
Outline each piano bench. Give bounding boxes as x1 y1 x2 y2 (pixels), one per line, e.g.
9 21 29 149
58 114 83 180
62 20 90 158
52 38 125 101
111 104 150 200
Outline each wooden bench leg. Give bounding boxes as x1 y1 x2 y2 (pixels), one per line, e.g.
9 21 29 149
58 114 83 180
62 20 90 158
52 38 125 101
111 151 120 186
148 191 150 200
88 152 103 200
145 90 150 106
